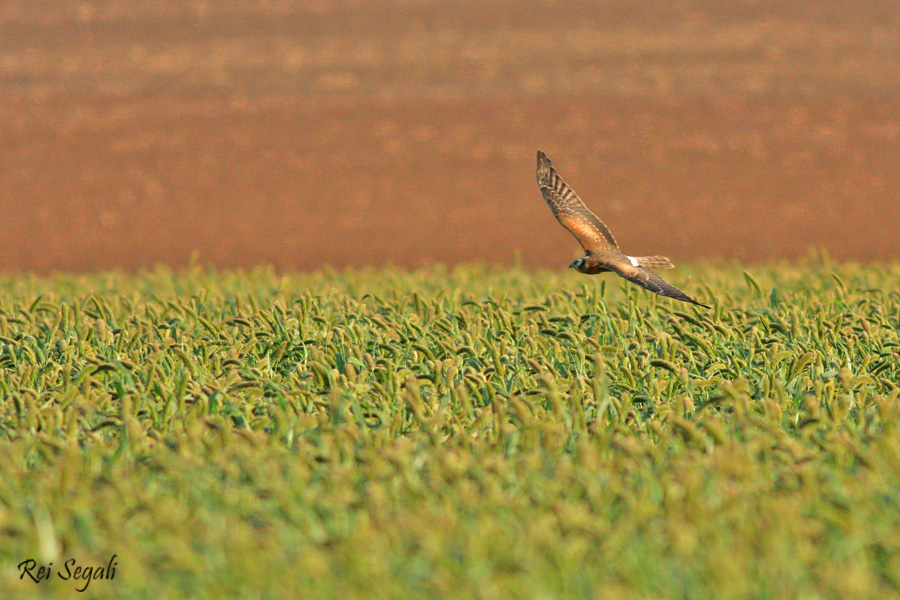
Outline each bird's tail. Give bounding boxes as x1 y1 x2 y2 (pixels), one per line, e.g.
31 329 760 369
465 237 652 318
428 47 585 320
633 255 675 269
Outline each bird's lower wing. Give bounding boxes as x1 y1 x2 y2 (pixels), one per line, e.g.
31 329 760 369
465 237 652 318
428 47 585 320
616 265 710 308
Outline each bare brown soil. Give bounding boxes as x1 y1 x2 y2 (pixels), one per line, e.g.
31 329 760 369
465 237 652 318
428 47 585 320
2 1 899 272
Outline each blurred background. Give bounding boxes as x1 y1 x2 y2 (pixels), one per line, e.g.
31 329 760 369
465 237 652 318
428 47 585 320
1 0 899 272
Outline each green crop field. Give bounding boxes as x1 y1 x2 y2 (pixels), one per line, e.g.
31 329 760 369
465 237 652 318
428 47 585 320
2 258 900 599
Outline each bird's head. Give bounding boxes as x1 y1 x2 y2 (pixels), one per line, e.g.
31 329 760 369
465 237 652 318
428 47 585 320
569 258 587 272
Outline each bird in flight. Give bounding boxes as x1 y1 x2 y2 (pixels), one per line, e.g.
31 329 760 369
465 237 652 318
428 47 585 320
536 150 710 308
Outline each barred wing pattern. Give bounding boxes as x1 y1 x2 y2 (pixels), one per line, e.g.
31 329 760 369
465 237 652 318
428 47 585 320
536 150 618 254
617 265 710 309
535 150 711 309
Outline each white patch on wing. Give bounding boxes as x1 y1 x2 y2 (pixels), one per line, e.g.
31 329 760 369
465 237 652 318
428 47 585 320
628 256 639 267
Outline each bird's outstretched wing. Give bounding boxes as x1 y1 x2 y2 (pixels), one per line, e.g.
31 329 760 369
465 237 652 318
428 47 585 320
615 264 710 308
536 150 618 254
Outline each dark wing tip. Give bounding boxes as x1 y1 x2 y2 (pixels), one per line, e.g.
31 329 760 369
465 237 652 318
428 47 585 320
691 299 712 309
669 288 711 309
625 266 712 309
536 150 552 184
673 290 711 309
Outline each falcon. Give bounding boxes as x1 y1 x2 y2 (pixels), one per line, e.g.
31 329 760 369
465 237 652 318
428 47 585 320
536 150 710 308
